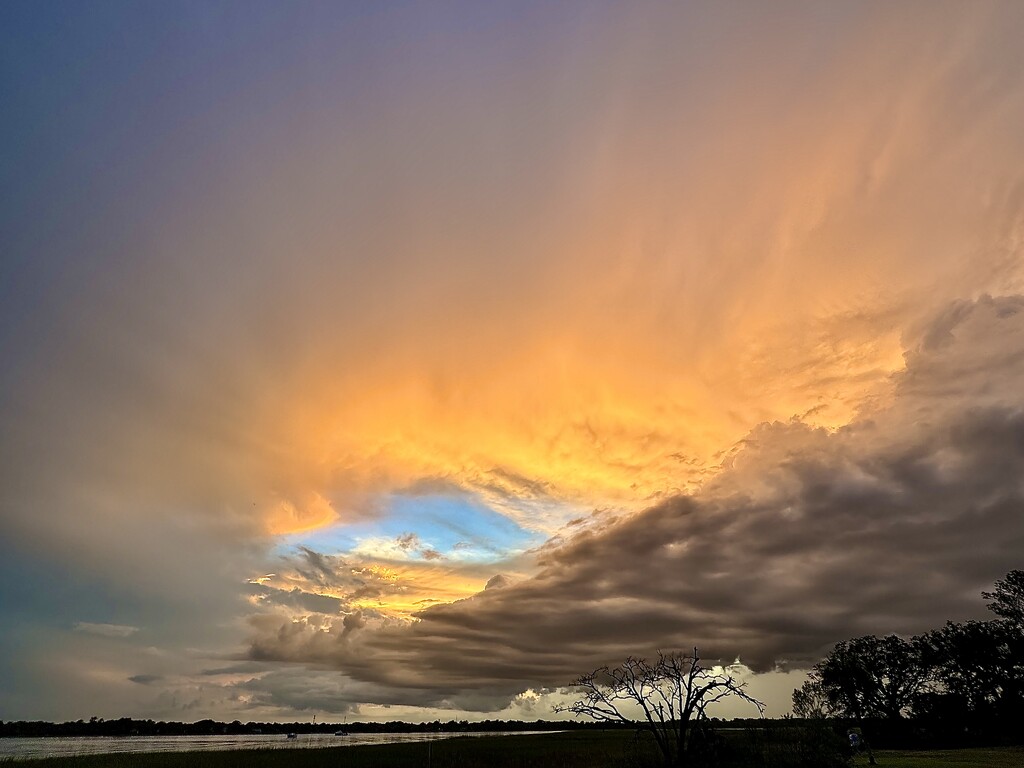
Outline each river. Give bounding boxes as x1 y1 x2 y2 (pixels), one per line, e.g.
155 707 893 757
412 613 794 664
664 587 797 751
0 731 555 760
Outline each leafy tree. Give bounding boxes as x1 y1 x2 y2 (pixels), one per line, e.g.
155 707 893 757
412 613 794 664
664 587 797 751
556 649 763 767
792 568 1024 751
794 635 930 721
916 570 1024 725
790 679 839 719
982 569 1024 626
918 619 1024 724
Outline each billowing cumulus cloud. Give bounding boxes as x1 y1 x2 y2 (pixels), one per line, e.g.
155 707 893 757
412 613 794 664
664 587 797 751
246 297 1024 708
1 1 1024 721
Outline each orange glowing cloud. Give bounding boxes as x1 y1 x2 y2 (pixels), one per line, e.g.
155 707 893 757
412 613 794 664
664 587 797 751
154 4 1019 544
265 493 339 536
9 1 1020 559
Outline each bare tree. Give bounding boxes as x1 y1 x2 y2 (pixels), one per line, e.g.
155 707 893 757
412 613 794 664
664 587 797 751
555 649 764 767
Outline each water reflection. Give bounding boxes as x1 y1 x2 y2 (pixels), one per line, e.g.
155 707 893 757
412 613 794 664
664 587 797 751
0 731 551 760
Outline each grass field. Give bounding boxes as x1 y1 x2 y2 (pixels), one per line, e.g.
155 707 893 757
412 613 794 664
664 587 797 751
863 748 1024 767
6 731 1023 767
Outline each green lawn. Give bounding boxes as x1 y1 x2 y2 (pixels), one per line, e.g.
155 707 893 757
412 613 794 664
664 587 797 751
859 748 1024 767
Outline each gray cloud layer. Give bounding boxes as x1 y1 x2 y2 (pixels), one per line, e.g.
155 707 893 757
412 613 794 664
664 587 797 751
247 296 1024 709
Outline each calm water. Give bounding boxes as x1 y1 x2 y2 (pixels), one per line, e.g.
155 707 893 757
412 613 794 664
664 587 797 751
0 731 553 761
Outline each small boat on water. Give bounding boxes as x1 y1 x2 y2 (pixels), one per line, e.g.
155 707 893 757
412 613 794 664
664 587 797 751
334 730 349 736
286 733 298 739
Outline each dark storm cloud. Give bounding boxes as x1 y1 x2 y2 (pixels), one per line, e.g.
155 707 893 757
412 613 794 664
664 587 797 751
233 666 523 715
235 670 362 715
128 675 163 685
247 296 1024 708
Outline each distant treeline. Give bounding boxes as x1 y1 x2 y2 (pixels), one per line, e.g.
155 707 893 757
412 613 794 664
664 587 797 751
0 717 634 738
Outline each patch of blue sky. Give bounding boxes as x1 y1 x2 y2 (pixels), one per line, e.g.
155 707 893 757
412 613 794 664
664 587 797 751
279 492 547 564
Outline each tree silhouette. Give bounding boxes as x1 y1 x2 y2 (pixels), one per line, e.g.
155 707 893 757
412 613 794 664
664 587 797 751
791 679 839 719
556 649 763 767
918 619 1024 723
982 569 1024 626
793 569 1024 753
794 634 930 722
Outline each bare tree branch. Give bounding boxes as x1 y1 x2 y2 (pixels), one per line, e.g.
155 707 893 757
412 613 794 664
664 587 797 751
555 648 764 767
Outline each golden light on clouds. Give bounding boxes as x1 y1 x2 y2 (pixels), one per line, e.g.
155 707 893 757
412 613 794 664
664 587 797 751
254 306 911 540
255 556 504 623
265 493 339 536
347 563 488 620
183 2 1023 539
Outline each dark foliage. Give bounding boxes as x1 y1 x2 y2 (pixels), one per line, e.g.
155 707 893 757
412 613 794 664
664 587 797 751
797 634 930 720
792 569 1024 750
982 570 1024 626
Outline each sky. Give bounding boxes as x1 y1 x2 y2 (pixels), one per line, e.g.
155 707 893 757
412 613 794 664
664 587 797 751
2 0 1024 723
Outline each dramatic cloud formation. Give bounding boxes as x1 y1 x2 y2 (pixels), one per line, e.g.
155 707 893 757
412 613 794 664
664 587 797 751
244 297 1024 711
1 1 1023 721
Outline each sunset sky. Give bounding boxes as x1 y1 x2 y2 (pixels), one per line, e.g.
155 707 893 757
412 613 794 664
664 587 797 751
2 1 1024 723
